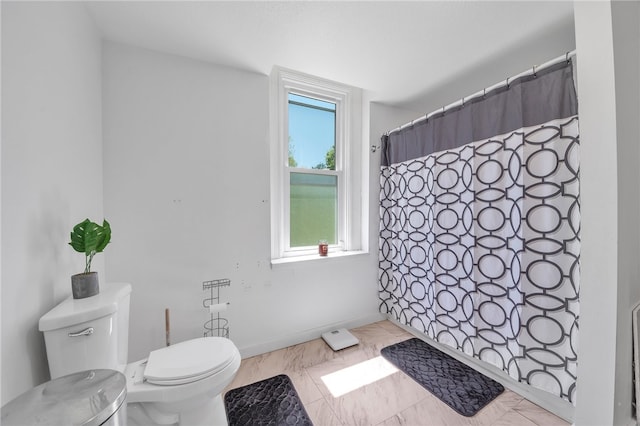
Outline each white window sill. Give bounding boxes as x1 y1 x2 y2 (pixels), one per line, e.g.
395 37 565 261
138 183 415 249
271 250 368 267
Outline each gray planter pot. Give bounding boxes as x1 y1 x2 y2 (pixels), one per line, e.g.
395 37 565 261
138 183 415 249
71 272 99 299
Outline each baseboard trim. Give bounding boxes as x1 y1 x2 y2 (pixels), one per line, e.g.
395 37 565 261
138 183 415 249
237 313 386 359
387 316 575 424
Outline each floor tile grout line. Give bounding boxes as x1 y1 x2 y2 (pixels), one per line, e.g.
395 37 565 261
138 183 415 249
305 363 349 426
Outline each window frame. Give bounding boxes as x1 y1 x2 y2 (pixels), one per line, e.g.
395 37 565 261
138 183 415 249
270 67 363 261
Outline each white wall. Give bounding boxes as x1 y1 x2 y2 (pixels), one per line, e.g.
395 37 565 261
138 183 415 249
400 13 576 114
573 2 619 424
102 42 383 362
1 2 103 404
612 1 640 423
573 1 640 425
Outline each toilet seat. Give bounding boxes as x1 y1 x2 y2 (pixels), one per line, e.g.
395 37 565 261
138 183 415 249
144 337 236 386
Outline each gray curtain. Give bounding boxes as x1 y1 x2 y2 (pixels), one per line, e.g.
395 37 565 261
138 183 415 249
379 59 580 403
381 60 577 165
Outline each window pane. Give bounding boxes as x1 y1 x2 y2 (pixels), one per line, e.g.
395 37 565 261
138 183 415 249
290 172 337 247
288 94 336 170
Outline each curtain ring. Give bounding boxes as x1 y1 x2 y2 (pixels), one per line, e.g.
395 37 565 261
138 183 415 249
532 65 537 77
506 77 510 89
483 88 486 98
461 96 465 107
566 51 570 63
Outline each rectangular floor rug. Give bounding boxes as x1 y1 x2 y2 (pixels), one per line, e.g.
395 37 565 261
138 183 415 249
381 338 504 417
224 374 313 426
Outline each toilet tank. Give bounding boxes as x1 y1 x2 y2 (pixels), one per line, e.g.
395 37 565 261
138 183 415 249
39 282 132 379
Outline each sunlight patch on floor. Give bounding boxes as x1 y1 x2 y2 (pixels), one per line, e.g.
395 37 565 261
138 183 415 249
321 356 398 398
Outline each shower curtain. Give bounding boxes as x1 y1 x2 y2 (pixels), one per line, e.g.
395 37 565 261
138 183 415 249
379 60 579 403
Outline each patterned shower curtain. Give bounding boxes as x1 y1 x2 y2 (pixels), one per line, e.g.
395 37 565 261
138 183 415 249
379 59 579 403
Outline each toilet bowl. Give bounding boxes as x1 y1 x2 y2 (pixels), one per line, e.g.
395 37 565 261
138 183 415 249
124 337 240 425
39 282 240 425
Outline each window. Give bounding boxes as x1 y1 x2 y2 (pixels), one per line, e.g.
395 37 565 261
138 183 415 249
288 94 338 247
270 68 364 261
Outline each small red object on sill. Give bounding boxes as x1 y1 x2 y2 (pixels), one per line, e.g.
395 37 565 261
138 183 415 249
319 240 328 256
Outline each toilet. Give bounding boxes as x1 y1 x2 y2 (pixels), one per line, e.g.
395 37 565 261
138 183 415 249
38 282 240 426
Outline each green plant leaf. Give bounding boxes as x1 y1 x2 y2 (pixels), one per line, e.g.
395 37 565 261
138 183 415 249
69 219 92 254
69 218 111 273
95 219 111 253
85 223 101 255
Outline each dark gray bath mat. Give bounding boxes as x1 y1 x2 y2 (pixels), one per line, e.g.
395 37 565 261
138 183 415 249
224 374 313 426
381 338 504 417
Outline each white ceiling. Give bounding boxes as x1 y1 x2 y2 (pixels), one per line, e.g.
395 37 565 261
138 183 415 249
86 1 576 111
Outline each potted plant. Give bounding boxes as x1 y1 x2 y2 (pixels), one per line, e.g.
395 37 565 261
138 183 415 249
69 218 111 299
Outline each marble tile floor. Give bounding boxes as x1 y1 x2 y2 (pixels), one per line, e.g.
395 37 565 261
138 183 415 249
224 320 569 426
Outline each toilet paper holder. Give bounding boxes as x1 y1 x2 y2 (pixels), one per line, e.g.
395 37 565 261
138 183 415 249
202 279 230 338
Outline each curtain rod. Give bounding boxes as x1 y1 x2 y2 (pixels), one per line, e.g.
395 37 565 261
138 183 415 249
385 50 577 138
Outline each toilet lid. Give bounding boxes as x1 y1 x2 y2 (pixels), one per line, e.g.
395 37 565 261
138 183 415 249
144 337 236 386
